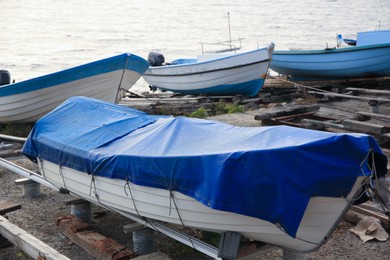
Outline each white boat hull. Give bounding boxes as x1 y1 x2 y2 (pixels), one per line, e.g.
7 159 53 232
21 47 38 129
270 43 390 80
143 44 274 97
39 159 366 252
0 53 148 123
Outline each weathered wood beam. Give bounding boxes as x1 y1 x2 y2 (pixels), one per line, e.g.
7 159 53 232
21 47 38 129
351 205 389 231
308 91 390 104
357 111 390 121
254 104 320 121
0 215 70 260
301 118 344 130
343 119 388 135
272 111 317 122
0 201 21 215
345 87 390 96
57 215 135 260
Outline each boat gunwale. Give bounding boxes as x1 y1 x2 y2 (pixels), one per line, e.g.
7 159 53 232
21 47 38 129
273 42 390 55
144 58 271 77
145 43 274 71
0 53 148 97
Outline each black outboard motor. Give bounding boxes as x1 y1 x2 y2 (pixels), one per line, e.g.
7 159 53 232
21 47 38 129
0 70 11 86
147 52 165 66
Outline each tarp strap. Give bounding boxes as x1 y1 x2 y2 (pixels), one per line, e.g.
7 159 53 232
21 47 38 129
38 158 45 179
369 152 390 213
169 190 196 249
360 149 374 178
89 175 100 201
59 164 68 191
342 151 375 206
123 178 158 231
124 179 142 218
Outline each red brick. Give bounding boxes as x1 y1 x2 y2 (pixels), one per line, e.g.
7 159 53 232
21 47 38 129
57 215 135 260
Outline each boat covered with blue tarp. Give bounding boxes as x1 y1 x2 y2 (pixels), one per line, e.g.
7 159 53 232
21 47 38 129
22 96 387 238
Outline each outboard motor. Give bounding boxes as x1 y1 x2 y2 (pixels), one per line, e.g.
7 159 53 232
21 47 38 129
0 70 11 86
147 52 165 66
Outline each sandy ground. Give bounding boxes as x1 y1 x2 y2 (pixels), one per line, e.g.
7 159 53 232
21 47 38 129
0 98 390 260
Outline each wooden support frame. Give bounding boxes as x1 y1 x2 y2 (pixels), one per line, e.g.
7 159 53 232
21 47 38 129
0 215 70 260
0 201 21 216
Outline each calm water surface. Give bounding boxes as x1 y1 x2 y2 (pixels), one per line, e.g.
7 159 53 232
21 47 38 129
1 0 389 92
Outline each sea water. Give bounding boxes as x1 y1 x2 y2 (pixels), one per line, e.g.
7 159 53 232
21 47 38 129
1 0 389 92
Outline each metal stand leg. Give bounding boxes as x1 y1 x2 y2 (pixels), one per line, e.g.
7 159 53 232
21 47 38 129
218 231 241 260
65 199 92 223
283 249 308 260
15 178 41 198
132 228 155 255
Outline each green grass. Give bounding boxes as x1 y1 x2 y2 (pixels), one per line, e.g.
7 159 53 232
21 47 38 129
188 102 243 119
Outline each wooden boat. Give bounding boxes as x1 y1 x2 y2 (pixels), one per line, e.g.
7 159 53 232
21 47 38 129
0 53 149 123
270 33 390 81
22 97 387 253
337 30 390 47
142 43 274 97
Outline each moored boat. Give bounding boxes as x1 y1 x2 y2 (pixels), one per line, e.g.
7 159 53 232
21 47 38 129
142 43 274 97
270 32 390 81
21 96 388 253
337 30 390 47
0 53 149 123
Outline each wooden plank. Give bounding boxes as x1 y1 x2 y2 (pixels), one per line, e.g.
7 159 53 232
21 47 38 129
0 215 70 260
357 111 390 121
57 215 135 260
307 90 390 103
254 104 320 121
123 221 144 233
272 111 317 122
344 208 366 225
352 205 389 231
0 201 21 215
345 87 390 96
301 119 344 130
342 119 388 135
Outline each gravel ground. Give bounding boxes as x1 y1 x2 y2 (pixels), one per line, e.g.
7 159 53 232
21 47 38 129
0 98 389 260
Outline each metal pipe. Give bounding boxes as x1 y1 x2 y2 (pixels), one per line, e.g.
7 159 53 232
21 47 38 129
0 157 58 191
133 228 155 255
227 12 232 51
0 134 27 143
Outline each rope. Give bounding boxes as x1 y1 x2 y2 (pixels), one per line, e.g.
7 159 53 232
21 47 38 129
169 190 196 249
111 246 127 260
37 158 45 178
124 178 142 218
89 175 100 202
276 77 335 94
59 164 68 190
358 151 390 214
123 178 159 231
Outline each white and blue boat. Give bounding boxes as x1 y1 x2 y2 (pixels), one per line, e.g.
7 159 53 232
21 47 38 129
142 43 274 97
337 30 390 47
270 31 390 81
22 96 387 254
0 53 149 123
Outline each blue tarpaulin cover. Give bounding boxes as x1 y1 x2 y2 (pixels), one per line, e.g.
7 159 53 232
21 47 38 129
22 97 387 237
